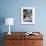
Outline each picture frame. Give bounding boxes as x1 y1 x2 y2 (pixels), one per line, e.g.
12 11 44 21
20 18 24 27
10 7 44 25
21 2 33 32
21 7 35 24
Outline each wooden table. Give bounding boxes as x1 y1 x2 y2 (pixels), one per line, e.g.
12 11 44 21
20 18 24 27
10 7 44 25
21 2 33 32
4 32 43 46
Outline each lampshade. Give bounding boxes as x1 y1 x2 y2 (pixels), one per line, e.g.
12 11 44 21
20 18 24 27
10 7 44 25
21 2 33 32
5 18 14 25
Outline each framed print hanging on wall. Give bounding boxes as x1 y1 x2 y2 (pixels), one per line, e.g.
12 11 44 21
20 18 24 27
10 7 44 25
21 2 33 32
21 7 35 24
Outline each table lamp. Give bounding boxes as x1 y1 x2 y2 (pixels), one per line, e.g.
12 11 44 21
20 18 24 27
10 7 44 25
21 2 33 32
5 18 14 35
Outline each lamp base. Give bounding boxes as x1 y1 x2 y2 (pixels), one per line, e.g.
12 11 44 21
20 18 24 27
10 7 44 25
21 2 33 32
8 32 11 35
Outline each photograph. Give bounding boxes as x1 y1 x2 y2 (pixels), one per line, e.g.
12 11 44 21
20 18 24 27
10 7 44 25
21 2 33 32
21 7 35 24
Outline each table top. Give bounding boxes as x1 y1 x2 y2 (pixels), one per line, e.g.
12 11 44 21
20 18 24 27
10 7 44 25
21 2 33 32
4 32 43 40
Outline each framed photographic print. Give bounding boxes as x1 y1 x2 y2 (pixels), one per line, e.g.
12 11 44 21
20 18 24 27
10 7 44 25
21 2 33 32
21 7 35 24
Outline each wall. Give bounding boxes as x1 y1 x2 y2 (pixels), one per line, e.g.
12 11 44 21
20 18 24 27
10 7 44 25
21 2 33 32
0 0 46 32
0 0 46 46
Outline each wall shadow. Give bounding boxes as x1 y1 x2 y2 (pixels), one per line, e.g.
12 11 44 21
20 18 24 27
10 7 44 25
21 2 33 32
0 16 5 46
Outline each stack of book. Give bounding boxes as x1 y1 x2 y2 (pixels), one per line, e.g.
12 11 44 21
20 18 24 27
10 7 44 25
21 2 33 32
25 32 38 35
